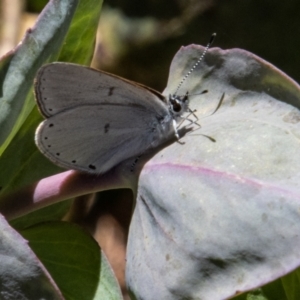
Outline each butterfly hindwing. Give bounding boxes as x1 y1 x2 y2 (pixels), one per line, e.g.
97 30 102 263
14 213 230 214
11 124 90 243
36 104 172 174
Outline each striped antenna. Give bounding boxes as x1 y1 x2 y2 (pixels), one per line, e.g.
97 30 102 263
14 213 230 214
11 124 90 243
174 33 216 96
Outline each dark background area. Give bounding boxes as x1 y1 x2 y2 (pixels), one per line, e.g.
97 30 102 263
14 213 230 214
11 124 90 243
23 0 300 91
93 0 300 91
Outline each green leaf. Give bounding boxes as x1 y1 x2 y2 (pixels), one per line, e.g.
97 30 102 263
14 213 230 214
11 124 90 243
0 214 64 299
21 222 123 300
58 0 103 65
281 269 300 300
0 108 61 196
10 198 73 231
0 0 79 154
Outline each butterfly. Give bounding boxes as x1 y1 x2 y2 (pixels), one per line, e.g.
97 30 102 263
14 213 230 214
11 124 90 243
34 34 216 174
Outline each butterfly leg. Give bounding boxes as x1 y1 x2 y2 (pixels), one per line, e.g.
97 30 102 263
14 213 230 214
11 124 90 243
172 119 185 144
176 109 201 132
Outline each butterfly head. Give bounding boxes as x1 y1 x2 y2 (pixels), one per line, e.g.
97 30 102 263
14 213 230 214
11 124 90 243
168 92 190 120
168 33 216 121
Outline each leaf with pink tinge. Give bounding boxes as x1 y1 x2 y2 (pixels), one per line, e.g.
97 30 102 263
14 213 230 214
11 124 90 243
126 45 300 299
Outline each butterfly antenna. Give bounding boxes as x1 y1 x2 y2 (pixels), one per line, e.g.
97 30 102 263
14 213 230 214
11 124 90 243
174 33 216 96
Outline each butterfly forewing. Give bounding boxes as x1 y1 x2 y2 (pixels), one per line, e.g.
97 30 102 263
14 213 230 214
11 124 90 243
35 63 167 118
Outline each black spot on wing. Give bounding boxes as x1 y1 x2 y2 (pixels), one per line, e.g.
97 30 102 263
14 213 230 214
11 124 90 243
108 87 115 96
104 123 110 133
89 164 96 170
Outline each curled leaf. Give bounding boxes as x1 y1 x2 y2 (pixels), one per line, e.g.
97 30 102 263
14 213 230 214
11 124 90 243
126 45 300 299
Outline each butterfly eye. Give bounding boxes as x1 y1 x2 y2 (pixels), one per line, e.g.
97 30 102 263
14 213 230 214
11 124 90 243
171 99 182 113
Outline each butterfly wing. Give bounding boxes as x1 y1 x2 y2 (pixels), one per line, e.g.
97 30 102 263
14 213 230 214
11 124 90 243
35 104 173 174
35 63 168 117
